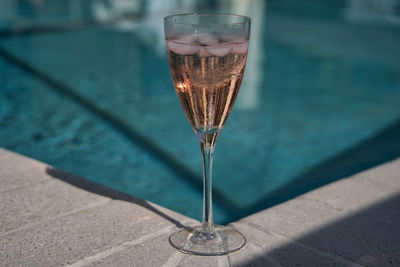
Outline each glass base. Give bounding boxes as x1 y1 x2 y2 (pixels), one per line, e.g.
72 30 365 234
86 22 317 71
169 225 246 256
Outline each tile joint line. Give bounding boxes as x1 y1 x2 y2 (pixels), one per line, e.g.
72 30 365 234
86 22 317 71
69 225 176 267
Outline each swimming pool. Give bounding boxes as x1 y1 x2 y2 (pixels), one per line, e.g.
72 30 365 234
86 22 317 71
1 0 400 224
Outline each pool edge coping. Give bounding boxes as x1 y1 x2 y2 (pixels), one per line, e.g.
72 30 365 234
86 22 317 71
1 147 399 266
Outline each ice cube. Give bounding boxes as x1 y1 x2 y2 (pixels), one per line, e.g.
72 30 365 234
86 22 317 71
195 33 219 45
206 45 231 57
231 42 248 54
198 47 212 57
175 34 197 44
219 35 246 44
167 40 200 55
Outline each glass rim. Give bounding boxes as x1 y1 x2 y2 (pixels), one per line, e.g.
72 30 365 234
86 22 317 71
164 13 251 26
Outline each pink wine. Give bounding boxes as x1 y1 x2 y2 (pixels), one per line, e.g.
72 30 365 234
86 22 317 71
167 34 248 136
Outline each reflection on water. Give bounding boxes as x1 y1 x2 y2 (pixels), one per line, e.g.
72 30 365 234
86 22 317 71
221 0 265 110
91 0 144 22
110 0 197 55
344 0 400 23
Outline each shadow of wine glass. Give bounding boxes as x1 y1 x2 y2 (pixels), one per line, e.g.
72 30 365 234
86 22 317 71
45 166 186 229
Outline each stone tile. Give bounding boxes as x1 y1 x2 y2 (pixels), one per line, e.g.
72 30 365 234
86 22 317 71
0 148 50 192
179 254 219 267
302 171 400 214
264 242 350 267
230 222 347 266
0 178 107 235
230 222 290 249
242 163 400 242
87 233 176 267
240 161 400 266
229 242 278 267
242 196 342 240
241 195 399 265
0 200 176 267
163 251 186 266
359 157 400 189
290 194 400 266
147 202 199 228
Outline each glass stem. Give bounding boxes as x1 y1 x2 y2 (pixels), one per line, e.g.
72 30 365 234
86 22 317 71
200 132 217 233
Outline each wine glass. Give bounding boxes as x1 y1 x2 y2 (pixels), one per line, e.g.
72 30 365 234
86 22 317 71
164 13 250 255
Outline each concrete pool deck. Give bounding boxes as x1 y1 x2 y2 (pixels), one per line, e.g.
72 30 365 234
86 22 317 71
1 147 399 266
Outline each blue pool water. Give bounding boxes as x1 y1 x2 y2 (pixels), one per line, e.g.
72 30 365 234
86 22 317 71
1 0 400 224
